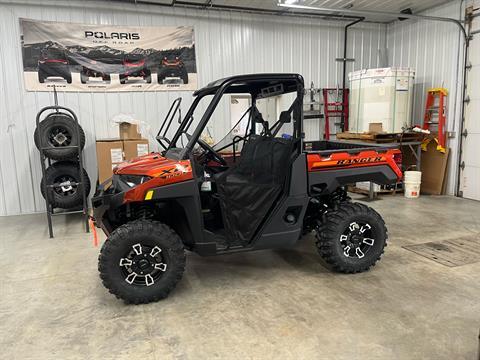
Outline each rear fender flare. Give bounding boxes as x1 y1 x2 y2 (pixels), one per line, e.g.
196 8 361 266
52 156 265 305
308 165 398 195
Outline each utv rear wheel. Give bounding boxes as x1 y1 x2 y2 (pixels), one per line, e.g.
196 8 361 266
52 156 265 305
315 202 387 273
65 73 72 84
119 74 126 84
98 220 186 304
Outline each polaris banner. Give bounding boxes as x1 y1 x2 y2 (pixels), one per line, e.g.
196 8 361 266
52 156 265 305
20 18 197 92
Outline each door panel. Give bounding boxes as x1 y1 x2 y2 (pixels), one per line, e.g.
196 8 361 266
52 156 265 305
461 9 480 200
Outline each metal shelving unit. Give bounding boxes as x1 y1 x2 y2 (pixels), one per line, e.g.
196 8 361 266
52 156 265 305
35 90 89 238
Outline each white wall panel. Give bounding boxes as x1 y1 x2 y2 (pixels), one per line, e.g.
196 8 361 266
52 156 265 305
0 0 386 215
386 0 465 195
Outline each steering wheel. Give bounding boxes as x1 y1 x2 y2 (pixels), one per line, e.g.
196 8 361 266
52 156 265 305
197 138 228 166
185 133 227 166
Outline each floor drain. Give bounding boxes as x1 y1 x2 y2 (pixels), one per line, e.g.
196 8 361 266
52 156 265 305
403 233 480 267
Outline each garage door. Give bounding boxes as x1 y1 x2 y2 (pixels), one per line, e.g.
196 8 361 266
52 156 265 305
460 4 480 201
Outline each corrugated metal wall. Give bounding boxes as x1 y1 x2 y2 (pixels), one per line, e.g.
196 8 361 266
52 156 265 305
0 0 387 216
386 0 464 195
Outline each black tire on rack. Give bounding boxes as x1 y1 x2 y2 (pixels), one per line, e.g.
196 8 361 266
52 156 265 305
34 113 86 160
40 161 91 209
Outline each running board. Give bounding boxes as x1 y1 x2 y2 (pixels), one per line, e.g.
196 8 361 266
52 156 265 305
192 241 249 256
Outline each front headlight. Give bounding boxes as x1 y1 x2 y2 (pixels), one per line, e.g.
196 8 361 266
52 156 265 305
119 175 152 187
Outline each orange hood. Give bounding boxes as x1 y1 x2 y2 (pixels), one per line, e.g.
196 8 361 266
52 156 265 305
116 153 194 203
114 153 192 177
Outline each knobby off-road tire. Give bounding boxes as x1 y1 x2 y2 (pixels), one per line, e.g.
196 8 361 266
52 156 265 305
315 202 387 273
80 72 88 84
98 220 186 304
40 161 91 209
34 113 86 160
157 70 167 84
181 70 189 84
144 69 152 83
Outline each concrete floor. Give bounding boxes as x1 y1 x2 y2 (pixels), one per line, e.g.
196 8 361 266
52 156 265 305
0 195 479 359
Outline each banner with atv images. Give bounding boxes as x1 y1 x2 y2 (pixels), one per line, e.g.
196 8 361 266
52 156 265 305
20 18 197 92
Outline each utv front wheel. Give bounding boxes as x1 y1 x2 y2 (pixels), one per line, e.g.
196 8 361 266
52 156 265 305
80 72 88 84
315 202 387 273
38 70 45 83
98 220 186 304
144 69 152 83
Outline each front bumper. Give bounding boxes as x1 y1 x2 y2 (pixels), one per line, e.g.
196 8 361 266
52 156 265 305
39 63 70 78
159 66 185 77
123 67 148 77
83 67 109 78
91 176 127 235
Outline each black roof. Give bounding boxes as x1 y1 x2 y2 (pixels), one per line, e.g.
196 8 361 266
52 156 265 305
193 73 304 97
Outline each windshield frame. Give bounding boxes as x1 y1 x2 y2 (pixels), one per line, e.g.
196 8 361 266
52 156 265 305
165 74 305 160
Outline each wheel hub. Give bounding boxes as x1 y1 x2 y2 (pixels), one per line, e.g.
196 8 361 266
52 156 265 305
48 126 72 147
53 133 67 145
340 222 375 259
54 176 77 196
119 243 168 286
137 258 151 270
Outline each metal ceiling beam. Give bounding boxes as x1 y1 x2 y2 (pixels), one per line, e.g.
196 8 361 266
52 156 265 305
278 2 467 40
122 0 370 22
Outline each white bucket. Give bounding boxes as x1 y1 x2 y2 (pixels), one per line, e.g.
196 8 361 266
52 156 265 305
404 171 422 198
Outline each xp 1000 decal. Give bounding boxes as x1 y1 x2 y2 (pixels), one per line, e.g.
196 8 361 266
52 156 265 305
20 18 197 92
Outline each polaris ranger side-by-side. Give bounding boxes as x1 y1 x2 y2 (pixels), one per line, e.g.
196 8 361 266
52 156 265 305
38 48 72 84
92 73 402 304
119 54 151 84
157 56 189 84
80 59 112 84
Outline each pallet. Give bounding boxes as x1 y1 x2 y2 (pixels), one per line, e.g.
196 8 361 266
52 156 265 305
336 131 423 143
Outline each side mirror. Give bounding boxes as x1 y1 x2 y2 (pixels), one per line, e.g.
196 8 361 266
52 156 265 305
279 110 291 123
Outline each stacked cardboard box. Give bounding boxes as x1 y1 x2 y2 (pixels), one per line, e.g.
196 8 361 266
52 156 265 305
96 123 150 183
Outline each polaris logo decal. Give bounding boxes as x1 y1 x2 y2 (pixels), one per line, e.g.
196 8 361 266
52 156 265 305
336 157 384 165
85 31 140 40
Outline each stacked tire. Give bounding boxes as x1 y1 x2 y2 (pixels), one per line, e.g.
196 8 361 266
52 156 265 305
34 113 90 209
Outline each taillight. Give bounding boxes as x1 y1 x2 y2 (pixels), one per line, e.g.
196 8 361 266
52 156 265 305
393 152 403 168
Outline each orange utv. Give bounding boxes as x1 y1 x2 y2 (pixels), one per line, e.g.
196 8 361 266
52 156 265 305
92 74 402 304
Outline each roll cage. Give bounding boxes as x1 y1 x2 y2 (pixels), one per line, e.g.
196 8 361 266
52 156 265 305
162 73 305 161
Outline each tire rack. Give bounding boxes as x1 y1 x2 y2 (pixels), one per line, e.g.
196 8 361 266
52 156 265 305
35 104 89 238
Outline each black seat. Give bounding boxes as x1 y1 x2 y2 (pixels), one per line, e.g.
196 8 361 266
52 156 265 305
215 134 293 244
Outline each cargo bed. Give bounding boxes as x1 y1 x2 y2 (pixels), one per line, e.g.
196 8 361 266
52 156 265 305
304 140 399 155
